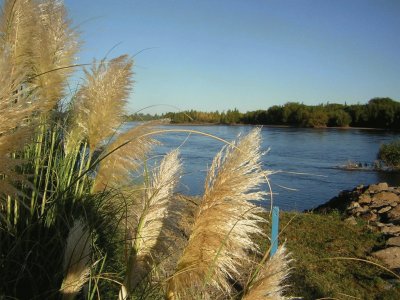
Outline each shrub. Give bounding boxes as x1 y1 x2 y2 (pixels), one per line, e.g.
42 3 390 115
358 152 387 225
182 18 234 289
378 139 400 169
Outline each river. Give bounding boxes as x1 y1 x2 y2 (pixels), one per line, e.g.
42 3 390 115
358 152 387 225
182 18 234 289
135 123 400 211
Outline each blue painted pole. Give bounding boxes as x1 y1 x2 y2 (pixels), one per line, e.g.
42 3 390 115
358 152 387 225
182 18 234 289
271 206 279 256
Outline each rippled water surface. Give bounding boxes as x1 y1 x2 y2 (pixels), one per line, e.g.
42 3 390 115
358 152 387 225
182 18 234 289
134 123 400 211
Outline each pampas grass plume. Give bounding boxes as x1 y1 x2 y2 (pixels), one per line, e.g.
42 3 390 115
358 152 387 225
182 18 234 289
93 122 159 192
243 245 291 300
119 149 182 299
168 128 268 299
70 55 133 151
32 0 79 110
61 219 91 300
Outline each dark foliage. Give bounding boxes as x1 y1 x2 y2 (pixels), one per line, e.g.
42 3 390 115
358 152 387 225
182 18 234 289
156 98 400 129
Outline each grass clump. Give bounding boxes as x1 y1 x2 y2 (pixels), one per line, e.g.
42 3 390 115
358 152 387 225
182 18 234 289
0 1 289 299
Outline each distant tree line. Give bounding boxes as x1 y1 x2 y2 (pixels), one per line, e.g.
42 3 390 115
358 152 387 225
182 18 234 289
161 98 400 129
163 109 242 125
124 113 162 121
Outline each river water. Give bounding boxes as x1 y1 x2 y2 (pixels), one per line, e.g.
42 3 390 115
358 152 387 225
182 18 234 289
137 123 399 211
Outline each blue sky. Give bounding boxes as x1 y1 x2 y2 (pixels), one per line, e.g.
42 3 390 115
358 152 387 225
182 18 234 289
64 0 400 114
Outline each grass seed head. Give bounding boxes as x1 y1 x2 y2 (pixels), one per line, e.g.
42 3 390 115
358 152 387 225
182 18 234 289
168 128 269 299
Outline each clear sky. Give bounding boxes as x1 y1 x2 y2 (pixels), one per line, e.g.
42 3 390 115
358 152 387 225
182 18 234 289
64 0 400 114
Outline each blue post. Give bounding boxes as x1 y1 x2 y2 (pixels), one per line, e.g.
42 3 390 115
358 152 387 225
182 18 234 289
271 206 279 256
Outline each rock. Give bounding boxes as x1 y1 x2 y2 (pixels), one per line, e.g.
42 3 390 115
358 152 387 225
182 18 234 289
372 247 400 269
370 200 387 209
387 237 400 247
344 216 357 225
348 201 360 209
381 225 400 236
359 194 372 204
388 187 400 196
368 182 389 193
375 191 399 202
352 206 369 216
378 206 392 214
361 211 378 222
376 222 386 227
387 205 400 224
370 192 399 208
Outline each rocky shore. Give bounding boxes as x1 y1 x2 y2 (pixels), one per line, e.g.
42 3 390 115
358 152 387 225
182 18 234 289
313 182 400 270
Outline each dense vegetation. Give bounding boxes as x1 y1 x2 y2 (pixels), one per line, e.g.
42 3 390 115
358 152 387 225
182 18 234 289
157 98 400 129
378 139 400 169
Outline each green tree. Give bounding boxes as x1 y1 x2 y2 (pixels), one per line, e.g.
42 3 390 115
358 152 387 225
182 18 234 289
328 110 352 127
304 109 328 128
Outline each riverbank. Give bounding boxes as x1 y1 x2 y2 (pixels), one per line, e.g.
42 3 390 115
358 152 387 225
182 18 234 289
256 182 400 298
265 210 399 299
174 184 400 298
164 121 393 131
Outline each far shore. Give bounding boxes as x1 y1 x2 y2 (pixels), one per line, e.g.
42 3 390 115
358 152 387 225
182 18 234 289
162 122 391 131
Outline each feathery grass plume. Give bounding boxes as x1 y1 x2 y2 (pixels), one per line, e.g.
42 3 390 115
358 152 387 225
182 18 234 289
61 219 91 300
69 55 133 151
119 149 182 299
243 245 290 300
93 122 159 192
1 0 78 109
0 0 78 196
31 0 80 110
0 0 36 74
0 51 37 198
0 0 37 150
167 128 268 299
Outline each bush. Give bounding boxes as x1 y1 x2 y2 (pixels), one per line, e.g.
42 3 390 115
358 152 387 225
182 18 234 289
378 140 400 169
